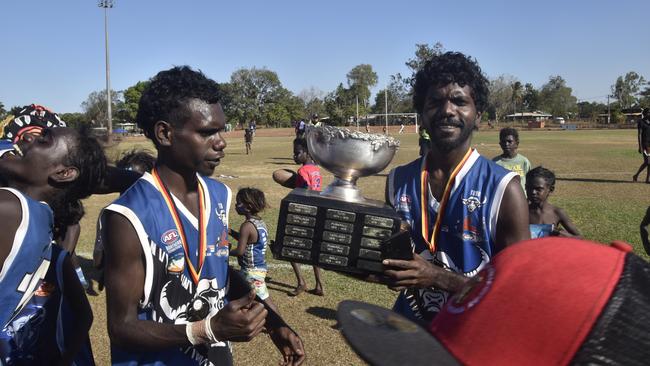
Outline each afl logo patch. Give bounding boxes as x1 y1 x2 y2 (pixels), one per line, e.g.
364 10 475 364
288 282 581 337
161 229 181 246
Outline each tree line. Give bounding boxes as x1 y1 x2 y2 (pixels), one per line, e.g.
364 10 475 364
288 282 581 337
1 43 649 128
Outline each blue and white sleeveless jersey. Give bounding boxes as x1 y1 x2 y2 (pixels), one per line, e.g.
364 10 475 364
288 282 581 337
387 150 516 321
103 173 233 366
237 218 269 271
0 245 95 365
0 140 14 158
0 188 53 330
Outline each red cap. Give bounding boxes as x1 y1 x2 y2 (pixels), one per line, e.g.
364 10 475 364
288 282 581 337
429 237 628 366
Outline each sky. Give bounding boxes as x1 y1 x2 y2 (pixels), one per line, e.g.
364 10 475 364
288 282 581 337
1 0 648 113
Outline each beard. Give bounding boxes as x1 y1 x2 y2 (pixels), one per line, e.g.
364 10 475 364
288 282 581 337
428 118 474 154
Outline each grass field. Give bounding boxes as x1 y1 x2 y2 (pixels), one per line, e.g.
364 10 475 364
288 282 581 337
76 127 650 365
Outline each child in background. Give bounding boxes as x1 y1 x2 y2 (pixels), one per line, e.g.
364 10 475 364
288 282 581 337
115 149 156 173
273 137 325 297
526 166 581 239
493 127 531 192
229 187 277 311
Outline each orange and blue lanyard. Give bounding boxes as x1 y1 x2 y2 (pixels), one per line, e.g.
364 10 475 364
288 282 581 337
151 168 207 284
420 148 473 254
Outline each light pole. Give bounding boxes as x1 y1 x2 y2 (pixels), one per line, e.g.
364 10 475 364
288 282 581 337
98 0 114 141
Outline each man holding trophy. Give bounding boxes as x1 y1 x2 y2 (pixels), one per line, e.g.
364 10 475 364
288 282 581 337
270 51 528 323
383 52 530 322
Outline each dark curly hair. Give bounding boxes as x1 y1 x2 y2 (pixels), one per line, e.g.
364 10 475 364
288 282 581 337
50 126 107 235
293 137 308 152
116 149 156 173
236 187 267 215
136 66 221 142
526 166 555 190
499 127 519 143
412 52 489 114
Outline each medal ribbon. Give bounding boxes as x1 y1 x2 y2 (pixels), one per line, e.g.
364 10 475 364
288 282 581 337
420 148 473 253
151 168 207 284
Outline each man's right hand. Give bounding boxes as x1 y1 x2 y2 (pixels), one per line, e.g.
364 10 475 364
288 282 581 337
210 290 268 342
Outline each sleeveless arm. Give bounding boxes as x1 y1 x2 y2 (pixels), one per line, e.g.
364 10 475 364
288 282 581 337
103 210 189 350
59 253 93 364
0 190 21 273
230 221 257 257
495 177 530 251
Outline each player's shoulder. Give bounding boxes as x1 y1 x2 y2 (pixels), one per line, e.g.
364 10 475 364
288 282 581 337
0 189 22 220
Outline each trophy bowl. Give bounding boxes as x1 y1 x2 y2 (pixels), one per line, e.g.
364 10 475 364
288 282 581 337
305 125 400 203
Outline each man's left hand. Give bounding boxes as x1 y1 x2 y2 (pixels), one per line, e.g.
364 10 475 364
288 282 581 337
382 253 438 291
268 326 305 366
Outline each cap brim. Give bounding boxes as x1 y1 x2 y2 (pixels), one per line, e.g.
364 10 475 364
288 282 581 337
337 301 459 366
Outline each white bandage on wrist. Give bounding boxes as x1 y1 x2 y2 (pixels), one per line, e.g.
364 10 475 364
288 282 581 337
185 313 220 346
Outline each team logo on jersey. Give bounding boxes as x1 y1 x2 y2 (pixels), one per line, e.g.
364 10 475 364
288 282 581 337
398 194 412 212
462 195 486 213
161 229 181 246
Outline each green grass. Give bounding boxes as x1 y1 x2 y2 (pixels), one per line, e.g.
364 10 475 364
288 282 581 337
77 128 650 365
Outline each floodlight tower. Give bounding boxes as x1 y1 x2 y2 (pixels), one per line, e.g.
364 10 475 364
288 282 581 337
98 0 114 141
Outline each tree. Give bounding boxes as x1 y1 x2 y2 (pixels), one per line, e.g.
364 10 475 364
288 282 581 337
122 81 149 123
0 101 5 120
405 42 445 79
81 89 124 127
59 112 89 128
346 64 378 112
511 81 523 115
221 67 287 126
298 87 325 118
324 83 353 126
577 101 607 120
611 71 646 109
372 74 411 114
522 83 540 112
487 75 516 121
538 75 578 117
640 84 650 108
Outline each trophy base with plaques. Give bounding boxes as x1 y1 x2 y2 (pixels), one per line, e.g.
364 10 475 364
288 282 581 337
271 188 410 275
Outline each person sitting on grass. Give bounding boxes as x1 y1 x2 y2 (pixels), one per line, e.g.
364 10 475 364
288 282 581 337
493 127 531 192
272 137 324 297
526 166 581 239
229 187 278 312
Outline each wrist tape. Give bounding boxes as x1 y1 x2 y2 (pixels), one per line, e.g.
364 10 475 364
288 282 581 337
185 313 218 345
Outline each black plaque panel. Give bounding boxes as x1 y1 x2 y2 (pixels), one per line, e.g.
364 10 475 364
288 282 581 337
319 253 348 267
285 225 314 238
287 214 316 227
283 236 312 249
322 231 352 244
282 247 311 260
326 209 356 222
272 188 405 275
324 220 354 233
321 242 351 256
358 249 382 261
364 215 395 229
362 226 392 239
288 202 318 216
356 259 384 273
360 237 381 250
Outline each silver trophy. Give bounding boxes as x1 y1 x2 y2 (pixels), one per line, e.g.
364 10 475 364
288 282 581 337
273 125 403 274
305 125 400 203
